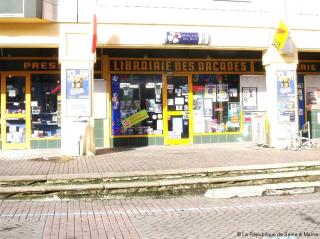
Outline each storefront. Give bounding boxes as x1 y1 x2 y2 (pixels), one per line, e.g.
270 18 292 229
108 56 265 147
0 49 102 150
0 56 61 149
296 56 320 138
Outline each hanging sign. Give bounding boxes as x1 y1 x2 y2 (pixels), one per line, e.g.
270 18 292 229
121 110 149 129
273 21 289 51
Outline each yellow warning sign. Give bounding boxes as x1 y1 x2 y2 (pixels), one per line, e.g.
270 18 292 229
273 21 289 50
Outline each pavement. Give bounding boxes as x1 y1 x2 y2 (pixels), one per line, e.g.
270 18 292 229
0 142 319 180
1 193 320 238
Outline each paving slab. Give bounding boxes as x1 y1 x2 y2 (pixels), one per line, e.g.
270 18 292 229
0 143 319 181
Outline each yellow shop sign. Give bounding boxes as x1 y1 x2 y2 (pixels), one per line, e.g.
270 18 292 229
121 110 149 129
273 21 289 50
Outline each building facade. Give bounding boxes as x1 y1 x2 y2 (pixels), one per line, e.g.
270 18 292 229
1 0 320 155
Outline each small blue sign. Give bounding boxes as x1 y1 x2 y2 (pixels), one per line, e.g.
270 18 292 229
165 32 209 45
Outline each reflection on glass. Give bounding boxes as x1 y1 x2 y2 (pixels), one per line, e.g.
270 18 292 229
111 74 163 136
6 118 26 143
192 74 240 133
6 76 26 114
31 74 61 138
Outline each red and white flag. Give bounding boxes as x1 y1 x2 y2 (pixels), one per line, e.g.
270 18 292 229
91 11 97 53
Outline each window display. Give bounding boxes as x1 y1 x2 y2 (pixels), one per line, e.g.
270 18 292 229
192 74 240 133
31 74 61 138
111 74 163 136
6 76 26 114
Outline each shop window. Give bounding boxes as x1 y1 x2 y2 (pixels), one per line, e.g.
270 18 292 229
6 76 26 114
192 74 240 133
31 74 61 138
111 74 163 136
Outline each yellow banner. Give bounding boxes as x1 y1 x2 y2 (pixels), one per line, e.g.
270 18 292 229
121 109 149 129
273 21 289 50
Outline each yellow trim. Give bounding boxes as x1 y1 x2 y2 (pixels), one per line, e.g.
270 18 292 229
103 55 111 148
1 74 6 145
167 111 185 116
167 138 190 145
4 113 26 118
163 73 169 145
165 74 192 145
112 134 163 138
188 74 194 144
1 73 31 149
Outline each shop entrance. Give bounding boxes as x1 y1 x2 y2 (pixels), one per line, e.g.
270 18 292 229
164 75 193 145
1 74 31 149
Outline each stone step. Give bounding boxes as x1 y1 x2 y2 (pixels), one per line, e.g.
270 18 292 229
1 166 320 199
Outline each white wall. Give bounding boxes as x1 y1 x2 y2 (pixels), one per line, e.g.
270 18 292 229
240 75 267 112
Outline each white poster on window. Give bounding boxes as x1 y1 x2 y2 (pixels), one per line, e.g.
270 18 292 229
242 87 257 111
217 84 229 102
172 117 183 133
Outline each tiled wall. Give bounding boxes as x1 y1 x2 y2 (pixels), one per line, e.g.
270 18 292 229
31 139 61 149
95 119 105 148
112 136 164 147
308 110 320 138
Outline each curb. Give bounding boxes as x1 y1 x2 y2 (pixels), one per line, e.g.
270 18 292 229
1 160 320 182
205 181 320 199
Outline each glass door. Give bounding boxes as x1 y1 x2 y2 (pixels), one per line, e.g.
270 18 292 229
164 75 193 145
1 74 31 149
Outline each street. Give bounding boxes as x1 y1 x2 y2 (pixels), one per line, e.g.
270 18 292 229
0 193 320 239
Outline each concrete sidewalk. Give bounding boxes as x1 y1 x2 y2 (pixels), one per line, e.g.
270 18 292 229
0 143 319 178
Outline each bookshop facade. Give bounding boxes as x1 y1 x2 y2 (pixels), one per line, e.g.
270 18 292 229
108 57 265 147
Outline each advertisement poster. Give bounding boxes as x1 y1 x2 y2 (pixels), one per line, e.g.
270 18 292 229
204 98 213 117
66 69 91 117
227 102 240 128
111 75 121 135
217 84 229 102
121 110 149 129
242 87 257 110
66 69 90 99
277 70 296 123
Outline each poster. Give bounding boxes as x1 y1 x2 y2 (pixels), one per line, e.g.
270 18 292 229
204 98 213 117
172 117 183 133
227 102 240 128
217 84 229 102
242 87 257 111
277 70 296 123
66 69 90 99
229 88 238 97
121 110 149 129
66 69 91 116
205 84 216 102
